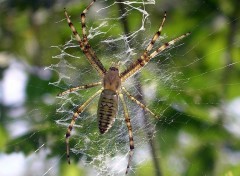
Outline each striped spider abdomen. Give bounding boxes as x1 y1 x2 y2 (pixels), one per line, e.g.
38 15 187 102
98 89 118 134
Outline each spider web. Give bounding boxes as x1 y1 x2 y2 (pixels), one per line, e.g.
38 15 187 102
49 0 162 175
45 0 240 175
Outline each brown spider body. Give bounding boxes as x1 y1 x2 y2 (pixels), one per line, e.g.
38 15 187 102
98 66 121 134
62 2 190 174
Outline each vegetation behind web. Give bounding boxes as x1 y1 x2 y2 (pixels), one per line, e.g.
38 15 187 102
0 0 240 175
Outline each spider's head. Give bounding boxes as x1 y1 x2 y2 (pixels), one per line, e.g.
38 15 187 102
103 61 121 91
109 61 120 71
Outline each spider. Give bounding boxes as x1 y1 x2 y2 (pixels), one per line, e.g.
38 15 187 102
60 0 190 174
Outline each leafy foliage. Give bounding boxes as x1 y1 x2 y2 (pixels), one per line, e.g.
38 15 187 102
0 0 240 175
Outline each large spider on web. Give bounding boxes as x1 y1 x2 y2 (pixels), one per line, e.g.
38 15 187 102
59 0 190 174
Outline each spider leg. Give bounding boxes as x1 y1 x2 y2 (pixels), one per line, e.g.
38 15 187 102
64 8 106 76
79 0 107 75
121 86 159 119
120 11 190 82
64 9 83 49
143 12 167 56
66 88 103 164
81 0 96 40
119 12 166 82
149 32 191 59
119 93 134 175
58 81 102 96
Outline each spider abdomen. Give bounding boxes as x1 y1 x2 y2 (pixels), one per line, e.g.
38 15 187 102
97 89 118 134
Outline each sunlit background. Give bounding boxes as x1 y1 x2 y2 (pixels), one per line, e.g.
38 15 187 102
0 0 240 176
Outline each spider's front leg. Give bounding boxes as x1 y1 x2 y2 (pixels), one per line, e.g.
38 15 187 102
64 5 106 76
80 0 96 42
143 11 167 57
120 11 190 82
149 32 190 59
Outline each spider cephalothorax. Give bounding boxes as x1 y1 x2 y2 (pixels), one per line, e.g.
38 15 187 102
103 65 121 92
60 1 190 174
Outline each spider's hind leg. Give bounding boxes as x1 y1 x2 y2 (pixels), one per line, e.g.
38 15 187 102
65 88 103 164
119 93 134 175
121 86 159 119
58 82 102 97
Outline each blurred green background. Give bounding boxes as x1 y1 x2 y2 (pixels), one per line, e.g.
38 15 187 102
0 0 240 176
